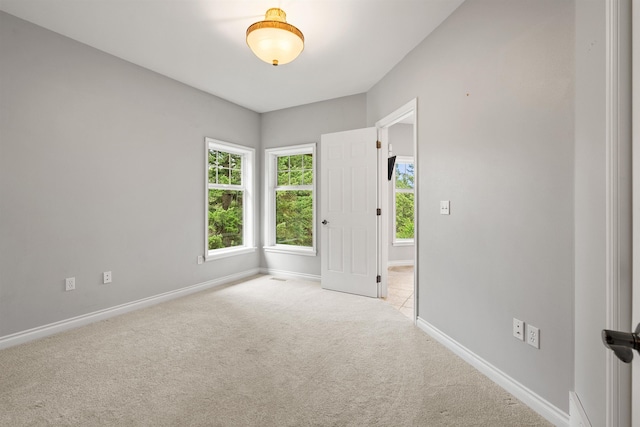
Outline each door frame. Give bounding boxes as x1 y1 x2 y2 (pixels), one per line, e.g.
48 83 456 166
631 1 638 424
376 99 418 322
605 0 633 425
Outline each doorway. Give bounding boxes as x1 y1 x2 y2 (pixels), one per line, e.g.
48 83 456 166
318 100 418 321
376 100 418 322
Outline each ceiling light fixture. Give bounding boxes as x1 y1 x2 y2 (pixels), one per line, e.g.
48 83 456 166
246 8 304 66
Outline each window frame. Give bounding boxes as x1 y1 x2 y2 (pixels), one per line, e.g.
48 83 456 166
205 137 256 261
392 156 415 246
264 143 317 256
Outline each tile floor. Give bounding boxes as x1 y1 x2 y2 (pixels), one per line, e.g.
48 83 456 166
383 265 414 319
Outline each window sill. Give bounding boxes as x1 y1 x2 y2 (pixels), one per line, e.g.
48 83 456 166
206 246 257 261
263 246 317 257
392 240 415 247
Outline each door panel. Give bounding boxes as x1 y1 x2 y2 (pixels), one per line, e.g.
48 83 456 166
321 127 378 297
327 228 343 272
351 227 369 275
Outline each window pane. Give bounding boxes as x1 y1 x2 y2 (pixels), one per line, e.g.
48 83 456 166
218 169 230 184
302 170 313 185
276 190 312 246
209 149 242 186
277 156 289 172
208 189 243 250
395 162 414 190
290 170 303 185
208 150 218 183
218 151 230 168
303 154 313 169
230 169 241 185
230 154 242 170
290 154 303 171
277 171 289 186
276 153 313 187
395 192 414 239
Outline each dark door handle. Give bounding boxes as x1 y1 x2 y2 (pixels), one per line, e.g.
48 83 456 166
322 220 328 225
602 323 640 363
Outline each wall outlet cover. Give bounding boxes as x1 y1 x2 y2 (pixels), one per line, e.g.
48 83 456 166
103 271 112 284
65 277 75 291
527 324 540 349
440 200 450 215
513 318 524 341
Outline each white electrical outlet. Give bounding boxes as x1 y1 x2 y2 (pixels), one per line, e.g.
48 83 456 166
65 277 75 291
527 324 540 349
197 255 204 265
440 200 450 215
103 271 112 284
513 318 524 341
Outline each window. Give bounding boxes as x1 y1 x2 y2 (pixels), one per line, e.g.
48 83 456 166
393 157 414 245
205 138 255 260
264 144 316 255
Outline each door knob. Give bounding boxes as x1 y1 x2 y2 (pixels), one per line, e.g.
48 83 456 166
322 220 328 225
601 323 640 363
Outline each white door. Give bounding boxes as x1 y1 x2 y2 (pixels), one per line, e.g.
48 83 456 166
320 128 379 297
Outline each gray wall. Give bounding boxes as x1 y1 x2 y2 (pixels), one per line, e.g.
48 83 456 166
367 0 574 412
573 1 606 424
388 124 414 263
260 95 367 277
0 12 261 337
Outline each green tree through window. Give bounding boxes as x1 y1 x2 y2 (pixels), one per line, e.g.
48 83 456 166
208 189 243 249
265 144 316 254
205 138 254 259
394 161 414 241
275 153 313 246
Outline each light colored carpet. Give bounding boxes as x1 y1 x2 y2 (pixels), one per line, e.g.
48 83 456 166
0 275 551 426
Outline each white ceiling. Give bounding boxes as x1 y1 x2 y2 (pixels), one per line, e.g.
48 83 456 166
0 0 464 113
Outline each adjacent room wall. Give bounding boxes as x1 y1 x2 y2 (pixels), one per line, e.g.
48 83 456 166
367 0 574 414
260 95 367 277
0 12 261 337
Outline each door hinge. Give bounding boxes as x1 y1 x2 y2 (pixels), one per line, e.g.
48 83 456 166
377 208 381 216
376 275 381 283
376 140 382 149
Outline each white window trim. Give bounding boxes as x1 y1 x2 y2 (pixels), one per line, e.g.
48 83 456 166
205 137 256 261
392 156 415 246
264 143 317 256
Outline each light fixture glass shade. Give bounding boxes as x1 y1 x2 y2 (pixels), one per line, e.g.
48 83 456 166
246 8 304 66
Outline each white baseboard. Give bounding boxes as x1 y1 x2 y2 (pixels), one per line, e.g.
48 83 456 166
388 260 414 267
0 268 261 350
416 317 570 427
569 392 592 427
259 268 320 282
